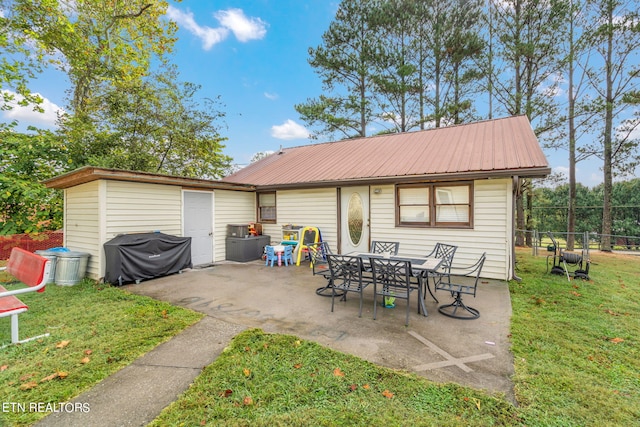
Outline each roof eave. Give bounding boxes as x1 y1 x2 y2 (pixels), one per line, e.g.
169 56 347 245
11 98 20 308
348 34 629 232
252 167 551 191
43 166 255 191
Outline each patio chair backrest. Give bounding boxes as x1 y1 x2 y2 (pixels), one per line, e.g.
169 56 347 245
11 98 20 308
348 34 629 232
370 241 400 256
371 258 414 326
326 254 364 287
306 242 331 277
445 252 486 297
433 243 457 272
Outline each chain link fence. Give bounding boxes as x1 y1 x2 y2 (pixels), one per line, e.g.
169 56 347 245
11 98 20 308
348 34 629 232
517 229 640 256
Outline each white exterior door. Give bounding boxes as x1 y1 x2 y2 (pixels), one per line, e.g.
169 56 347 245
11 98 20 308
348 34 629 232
340 186 370 253
184 191 214 266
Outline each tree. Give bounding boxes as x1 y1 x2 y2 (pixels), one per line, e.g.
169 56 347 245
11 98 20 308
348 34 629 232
549 0 597 250
250 151 274 163
63 67 232 179
5 1 231 180
582 0 640 251
368 0 421 133
0 131 65 234
612 179 640 248
8 0 177 116
0 1 46 131
487 0 567 246
441 0 485 124
1 0 232 234
295 0 381 140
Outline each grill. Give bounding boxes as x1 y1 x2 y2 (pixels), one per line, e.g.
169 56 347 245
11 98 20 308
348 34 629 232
104 233 192 286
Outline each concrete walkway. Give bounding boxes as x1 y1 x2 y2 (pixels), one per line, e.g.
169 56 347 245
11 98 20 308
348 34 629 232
36 260 515 426
36 316 245 427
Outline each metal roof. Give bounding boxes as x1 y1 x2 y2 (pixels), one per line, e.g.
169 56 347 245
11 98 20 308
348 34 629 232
223 115 550 189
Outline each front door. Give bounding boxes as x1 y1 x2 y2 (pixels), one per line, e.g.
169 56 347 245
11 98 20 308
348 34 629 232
184 191 214 266
340 186 370 253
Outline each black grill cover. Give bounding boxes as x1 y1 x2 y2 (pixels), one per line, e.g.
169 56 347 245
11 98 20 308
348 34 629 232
104 233 192 285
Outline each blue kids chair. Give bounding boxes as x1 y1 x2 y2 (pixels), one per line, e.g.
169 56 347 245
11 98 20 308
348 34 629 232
265 246 278 267
282 245 293 266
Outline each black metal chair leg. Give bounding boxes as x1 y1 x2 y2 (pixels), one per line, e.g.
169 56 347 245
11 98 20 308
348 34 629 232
316 278 345 297
422 273 439 303
438 292 480 319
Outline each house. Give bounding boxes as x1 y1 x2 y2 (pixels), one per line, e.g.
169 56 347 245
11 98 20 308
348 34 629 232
44 115 549 281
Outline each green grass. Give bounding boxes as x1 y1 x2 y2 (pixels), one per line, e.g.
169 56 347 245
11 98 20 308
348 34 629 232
2 250 638 426
149 249 639 426
149 329 519 427
0 274 203 427
509 249 639 425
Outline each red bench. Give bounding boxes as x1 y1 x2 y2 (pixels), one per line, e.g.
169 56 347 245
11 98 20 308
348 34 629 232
0 247 52 346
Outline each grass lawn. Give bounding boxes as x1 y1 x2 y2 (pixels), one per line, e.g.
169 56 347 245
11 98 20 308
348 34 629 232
509 249 639 425
2 249 638 426
149 249 639 426
0 273 203 427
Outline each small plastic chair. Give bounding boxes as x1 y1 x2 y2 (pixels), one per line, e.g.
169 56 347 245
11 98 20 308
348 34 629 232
265 246 278 267
282 245 293 266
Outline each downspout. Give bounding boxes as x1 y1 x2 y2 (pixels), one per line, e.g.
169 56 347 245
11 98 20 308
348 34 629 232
512 176 522 282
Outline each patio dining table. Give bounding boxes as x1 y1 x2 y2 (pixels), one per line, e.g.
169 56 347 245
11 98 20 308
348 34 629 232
348 252 443 316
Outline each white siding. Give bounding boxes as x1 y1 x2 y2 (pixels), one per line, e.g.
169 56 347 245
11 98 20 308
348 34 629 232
61 176 512 280
369 179 512 280
261 188 339 249
104 181 182 238
214 190 255 262
64 181 101 279
99 181 182 280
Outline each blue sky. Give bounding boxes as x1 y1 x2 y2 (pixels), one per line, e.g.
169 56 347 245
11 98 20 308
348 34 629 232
1 1 612 186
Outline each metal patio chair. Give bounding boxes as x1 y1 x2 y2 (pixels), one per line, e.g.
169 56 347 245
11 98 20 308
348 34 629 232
435 252 486 320
371 258 417 326
420 243 457 302
326 254 370 317
306 242 342 296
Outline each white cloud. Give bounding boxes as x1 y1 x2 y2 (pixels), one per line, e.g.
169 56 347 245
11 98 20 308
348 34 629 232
214 9 268 42
553 166 570 179
2 90 64 127
167 6 267 50
553 164 603 186
271 119 310 140
166 6 229 50
264 92 278 100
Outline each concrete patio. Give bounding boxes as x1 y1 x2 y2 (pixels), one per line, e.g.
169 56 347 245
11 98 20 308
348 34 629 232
124 259 516 402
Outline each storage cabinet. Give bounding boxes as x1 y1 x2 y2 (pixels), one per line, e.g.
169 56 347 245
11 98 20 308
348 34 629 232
225 235 271 262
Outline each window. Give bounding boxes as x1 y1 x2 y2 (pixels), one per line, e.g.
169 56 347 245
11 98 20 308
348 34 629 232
398 186 430 224
396 182 472 227
258 192 276 223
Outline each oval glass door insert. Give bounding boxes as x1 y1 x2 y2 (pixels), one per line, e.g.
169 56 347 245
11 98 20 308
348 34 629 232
348 192 364 246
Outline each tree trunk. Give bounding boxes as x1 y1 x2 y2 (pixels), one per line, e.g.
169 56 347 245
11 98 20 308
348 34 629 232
601 4 614 252
566 13 576 251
